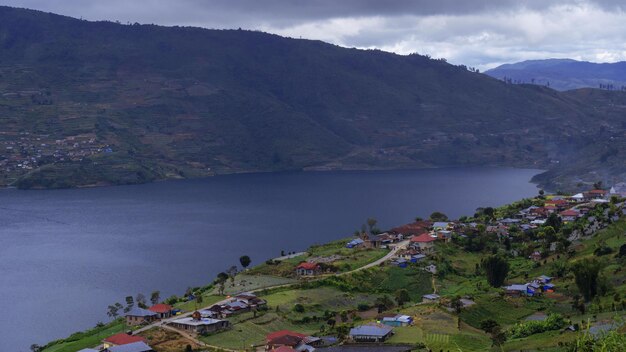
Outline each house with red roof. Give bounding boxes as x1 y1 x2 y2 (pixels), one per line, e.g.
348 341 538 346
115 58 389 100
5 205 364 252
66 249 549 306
295 262 321 276
148 303 173 319
559 209 580 222
265 330 321 351
102 333 146 349
409 233 437 253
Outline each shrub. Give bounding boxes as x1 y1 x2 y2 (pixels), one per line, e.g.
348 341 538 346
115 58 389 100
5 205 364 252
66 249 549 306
508 314 565 338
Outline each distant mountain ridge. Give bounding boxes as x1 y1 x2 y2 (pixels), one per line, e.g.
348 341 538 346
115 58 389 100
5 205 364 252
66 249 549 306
486 59 626 91
0 6 625 191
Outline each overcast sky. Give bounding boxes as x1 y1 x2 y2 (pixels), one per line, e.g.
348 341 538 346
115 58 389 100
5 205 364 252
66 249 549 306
3 0 626 69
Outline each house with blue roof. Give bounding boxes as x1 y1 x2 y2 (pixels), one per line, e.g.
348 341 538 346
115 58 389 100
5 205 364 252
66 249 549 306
349 324 394 342
124 307 158 326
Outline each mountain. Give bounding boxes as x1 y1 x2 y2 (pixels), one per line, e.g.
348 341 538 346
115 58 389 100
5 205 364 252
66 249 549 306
485 59 626 91
0 6 625 191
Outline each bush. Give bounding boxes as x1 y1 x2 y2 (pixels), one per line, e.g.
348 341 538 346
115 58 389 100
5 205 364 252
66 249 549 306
508 314 565 338
293 303 305 313
357 303 370 311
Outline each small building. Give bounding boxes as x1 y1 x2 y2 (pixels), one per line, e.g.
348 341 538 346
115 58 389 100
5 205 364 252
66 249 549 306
559 209 580 222
168 311 229 335
103 333 146 349
409 233 437 253
529 251 542 261
105 341 154 352
148 303 173 319
296 262 321 276
504 284 530 297
432 222 451 230
124 307 158 326
346 238 364 248
349 324 394 342
422 293 441 302
381 314 413 327
265 330 321 351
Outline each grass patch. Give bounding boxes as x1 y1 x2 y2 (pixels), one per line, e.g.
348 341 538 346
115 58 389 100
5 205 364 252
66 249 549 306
41 319 126 352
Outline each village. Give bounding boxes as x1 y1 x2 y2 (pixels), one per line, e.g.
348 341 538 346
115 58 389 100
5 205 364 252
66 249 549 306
0 131 114 186
41 183 626 352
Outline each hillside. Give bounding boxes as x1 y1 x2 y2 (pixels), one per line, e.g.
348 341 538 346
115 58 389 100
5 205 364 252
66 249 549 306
486 59 626 91
0 6 625 190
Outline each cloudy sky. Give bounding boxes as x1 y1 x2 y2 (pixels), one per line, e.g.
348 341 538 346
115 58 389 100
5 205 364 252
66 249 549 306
2 0 626 69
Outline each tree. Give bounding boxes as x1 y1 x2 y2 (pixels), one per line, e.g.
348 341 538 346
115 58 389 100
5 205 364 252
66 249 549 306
239 255 251 269
136 293 147 308
107 302 123 318
395 289 410 306
30 344 42 352
480 319 499 333
326 318 336 329
545 213 562 232
124 296 134 312
366 218 378 234
294 303 305 313
429 211 448 222
216 272 229 295
481 255 509 287
572 258 602 301
450 296 463 314
150 290 161 305
375 296 394 313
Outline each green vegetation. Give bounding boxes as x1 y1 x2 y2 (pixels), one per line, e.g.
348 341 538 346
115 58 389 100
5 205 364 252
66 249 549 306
1 7 626 190
41 320 126 352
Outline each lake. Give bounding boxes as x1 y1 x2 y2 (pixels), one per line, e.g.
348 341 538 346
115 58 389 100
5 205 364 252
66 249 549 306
0 168 540 351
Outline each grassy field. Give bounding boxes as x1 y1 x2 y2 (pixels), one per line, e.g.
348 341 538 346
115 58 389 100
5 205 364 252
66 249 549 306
248 238 388 277
41 320 126 352
262 286 380 318
174 294 224 312
139 328 200 352
200 312 320 350
211 274 298 296
459 295 550 329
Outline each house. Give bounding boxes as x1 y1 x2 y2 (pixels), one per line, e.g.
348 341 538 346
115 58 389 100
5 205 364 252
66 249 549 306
529 251 542 261
537 275 552 284
349 324 394 342
390 221 433 236
265 330 321 351
124 307 158 326
235 293 267 308
105 342 154 352
424 264 437 274
422 293 440 302
584 189 608 200
148 303 173 319
103 333 146 349
346 238 364 248
316 346 413 352
392 258 408 268
168 311 229 335
296 262 321 276
504 284 529 297
432 222 451 231
409 233 437 253
559 209 580 222
360 232 382 248
381 314 413 327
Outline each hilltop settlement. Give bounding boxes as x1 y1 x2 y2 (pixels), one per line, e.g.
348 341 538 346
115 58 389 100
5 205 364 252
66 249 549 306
38 184 626 352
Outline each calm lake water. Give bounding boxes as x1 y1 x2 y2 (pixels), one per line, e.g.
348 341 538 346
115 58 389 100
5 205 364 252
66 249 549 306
0 168 540 351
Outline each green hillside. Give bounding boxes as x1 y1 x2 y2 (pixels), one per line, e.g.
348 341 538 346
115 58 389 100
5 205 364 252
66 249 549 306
0 6 625 189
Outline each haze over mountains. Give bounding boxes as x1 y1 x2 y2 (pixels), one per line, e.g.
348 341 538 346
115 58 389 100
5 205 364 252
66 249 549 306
486 59 626 91
0 6 625 191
